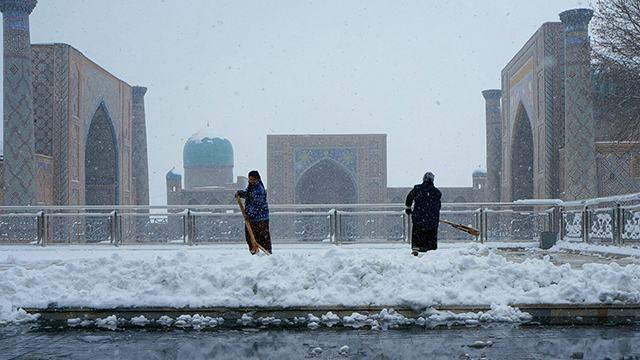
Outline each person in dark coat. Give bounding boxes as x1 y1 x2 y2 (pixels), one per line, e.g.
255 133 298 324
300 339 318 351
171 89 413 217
235 170 272 254
405 171 442 256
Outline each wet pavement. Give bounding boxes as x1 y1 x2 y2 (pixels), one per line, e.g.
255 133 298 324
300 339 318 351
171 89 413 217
1 323 640 360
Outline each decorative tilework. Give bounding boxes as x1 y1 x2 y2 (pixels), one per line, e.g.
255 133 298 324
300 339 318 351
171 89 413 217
32 46 54 157
295 148 357 179
267 135 386 204
561 9 597 201
482 89 501 202
132 86 149 205
3 36 146 206
53 44 71 205
542 25 563 199
1 4 35 205
598 153 632 196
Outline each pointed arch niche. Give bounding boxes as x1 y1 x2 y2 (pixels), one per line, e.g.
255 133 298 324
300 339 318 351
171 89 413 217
511 105 534 201
295 159 357 204
85 103 118 205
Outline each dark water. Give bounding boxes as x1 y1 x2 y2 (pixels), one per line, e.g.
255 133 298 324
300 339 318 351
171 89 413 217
1 324 640 360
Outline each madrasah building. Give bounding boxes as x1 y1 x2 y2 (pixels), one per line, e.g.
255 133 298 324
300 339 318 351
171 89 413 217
482 8 640 203
0 0 149 207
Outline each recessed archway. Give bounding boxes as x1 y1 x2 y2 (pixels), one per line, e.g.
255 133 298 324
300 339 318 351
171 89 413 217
511 105 534 201
85 103 118 205
295 159 357 204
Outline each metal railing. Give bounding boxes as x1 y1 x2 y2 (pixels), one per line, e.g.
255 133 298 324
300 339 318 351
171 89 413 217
0 192 638 247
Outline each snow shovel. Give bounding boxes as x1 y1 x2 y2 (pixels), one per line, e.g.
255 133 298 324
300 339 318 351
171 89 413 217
236 196 270 255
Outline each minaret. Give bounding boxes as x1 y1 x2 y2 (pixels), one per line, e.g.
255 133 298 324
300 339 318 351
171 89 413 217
132 86 150 205
482 89 502 202
559 9 597 201
0 0 37 206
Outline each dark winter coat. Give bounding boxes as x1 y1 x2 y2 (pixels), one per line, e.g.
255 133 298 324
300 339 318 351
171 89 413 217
237 181 269 221
405 181 442 228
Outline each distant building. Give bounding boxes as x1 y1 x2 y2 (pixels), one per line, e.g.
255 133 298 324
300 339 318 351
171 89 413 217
483 8 640 202
0 1 149 206
166 127 246 206
267 134 387 204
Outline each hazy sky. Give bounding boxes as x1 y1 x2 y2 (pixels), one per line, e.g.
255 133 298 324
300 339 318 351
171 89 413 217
4 0 588 205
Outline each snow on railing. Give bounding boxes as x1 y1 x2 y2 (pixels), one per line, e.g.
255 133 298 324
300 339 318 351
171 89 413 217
0 193 638 247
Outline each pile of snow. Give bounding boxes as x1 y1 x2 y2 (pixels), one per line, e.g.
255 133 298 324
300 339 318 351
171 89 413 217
61 304 531 331
1 242 639 324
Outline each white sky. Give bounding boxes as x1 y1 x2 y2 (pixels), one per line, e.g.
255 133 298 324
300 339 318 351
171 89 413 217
2 0 588 205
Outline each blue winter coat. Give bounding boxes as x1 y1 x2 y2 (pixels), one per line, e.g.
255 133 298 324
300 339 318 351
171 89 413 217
405 181 442 228
237 181 269 221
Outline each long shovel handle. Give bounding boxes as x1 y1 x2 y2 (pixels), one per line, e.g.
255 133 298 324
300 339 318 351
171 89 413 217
236 196 270 255
439 219 480 237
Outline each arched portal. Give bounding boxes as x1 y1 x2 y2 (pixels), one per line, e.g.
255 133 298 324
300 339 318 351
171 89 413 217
511 106 534 201
85 103 118 205
295 159 357 204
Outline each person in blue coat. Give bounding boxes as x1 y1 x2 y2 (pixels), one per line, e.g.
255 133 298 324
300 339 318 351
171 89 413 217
405 171 442 256
235 170 272 254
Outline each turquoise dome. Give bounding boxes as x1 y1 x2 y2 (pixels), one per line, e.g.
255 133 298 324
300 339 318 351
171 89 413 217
183 127 233 166
473 169 487 176
166 168 182 179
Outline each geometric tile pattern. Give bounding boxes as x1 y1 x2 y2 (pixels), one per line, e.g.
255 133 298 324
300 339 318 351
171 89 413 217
267 135 387 204
294 148 358 179
32 46 54 157
598 153 632 197
52 44 71 205
35 154 53 205
560 9 597 201
1 2 37 206
542 25 563 199
131 86 150 205
482 89 501 202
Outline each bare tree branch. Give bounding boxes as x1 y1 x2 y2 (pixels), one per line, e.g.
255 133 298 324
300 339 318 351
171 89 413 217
591 0 640 141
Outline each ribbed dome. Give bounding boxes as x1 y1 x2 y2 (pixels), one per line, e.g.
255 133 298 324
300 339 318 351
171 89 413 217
183 127 233 166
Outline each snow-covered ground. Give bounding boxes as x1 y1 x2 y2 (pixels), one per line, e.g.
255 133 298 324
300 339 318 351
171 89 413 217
1 240 640 326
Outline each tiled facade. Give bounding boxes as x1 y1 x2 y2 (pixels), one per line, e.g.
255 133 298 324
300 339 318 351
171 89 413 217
486 8 640 202
1 0 37 205
267 134 387 204
0 1 149 206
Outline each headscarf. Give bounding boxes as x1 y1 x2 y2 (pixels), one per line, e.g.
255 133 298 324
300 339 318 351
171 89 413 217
423 171 435 183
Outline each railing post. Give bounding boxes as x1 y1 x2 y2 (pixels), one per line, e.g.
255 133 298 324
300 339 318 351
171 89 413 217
559 206 566 240
43 211 49 246
402 211 409 244
582 205 589 244
552 205 560 234
111 210 120 246
181 211 187 244
36 211 45 247
479 206 485 243
335 210 342 245
329 209 337 244
613 202 621 245
186 210 194 245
